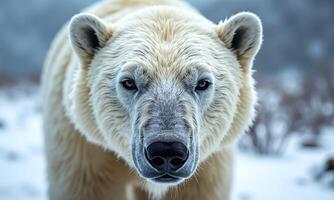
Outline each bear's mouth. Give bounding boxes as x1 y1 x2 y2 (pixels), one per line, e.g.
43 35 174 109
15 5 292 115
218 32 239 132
152 174 181 183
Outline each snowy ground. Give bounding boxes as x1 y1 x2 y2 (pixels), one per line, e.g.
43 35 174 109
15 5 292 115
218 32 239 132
233 132 334 200
0 86 46 200
0 86 333 200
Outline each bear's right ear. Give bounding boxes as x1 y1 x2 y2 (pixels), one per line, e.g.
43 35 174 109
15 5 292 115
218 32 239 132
69 13 113 64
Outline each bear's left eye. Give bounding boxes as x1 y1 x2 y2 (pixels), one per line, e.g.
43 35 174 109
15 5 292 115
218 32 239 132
195 79 211 91
121 79 137 91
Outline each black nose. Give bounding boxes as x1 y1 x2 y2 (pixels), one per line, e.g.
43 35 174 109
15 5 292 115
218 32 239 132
145 142 188 172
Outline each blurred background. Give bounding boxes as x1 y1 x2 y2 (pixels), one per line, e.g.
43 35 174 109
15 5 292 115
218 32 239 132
0 0 333 199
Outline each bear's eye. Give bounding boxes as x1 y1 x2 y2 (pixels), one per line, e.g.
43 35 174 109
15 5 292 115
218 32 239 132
121 79 137 90
195 79 211 91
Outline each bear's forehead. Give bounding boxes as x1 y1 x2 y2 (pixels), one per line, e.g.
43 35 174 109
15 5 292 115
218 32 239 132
114 37 213 79
109 8 218 77
119 6 213 42
117 6 212 38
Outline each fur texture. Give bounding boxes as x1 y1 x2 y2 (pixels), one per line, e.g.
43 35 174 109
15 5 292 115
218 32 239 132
42 0 262 199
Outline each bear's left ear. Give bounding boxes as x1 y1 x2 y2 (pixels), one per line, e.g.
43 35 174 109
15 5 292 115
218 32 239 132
69 13 113 64
216 12 263 72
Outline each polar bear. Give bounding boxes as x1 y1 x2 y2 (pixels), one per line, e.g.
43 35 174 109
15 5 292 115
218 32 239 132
42 0 262 199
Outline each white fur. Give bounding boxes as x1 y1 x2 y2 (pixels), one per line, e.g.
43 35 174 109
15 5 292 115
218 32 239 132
42 0 262 199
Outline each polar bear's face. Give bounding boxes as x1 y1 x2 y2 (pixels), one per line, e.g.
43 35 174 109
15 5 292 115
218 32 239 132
69 7 262 185
117 63 205 184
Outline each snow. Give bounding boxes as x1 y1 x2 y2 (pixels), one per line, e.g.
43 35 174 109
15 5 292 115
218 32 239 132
0 86 333 200
0 86 46 200
233 136 334 200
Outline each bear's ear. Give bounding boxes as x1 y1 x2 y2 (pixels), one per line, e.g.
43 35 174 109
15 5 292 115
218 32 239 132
69 13 113 64
216 12 263 72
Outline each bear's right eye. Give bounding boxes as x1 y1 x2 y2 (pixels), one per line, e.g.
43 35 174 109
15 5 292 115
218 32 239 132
121 79 137 91
195 79 211 91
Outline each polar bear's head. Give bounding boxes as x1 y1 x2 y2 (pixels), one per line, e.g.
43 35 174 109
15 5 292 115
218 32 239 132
67 6 262 187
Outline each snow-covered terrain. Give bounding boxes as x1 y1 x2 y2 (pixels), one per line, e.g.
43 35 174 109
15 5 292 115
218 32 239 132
0 86 46 200
0 86 333 200
233 132 334 200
